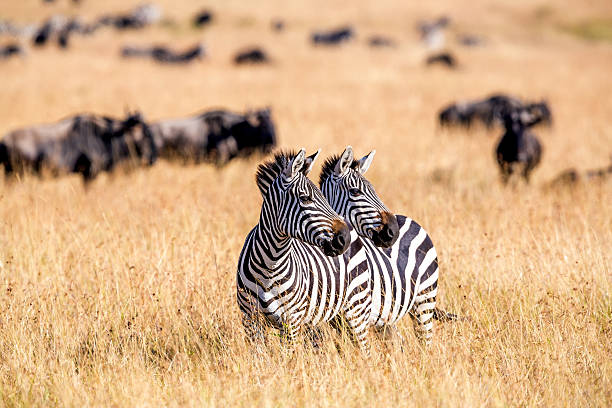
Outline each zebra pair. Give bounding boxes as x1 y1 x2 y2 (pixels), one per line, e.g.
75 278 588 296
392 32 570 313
237 147 453 352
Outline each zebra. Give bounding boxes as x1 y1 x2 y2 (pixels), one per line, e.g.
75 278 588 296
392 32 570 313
236 149 373 352
320 146 457 345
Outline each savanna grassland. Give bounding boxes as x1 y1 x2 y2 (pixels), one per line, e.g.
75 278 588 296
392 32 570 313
1 0 611 406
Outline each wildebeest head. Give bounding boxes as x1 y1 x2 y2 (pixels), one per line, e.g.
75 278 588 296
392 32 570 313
116 111 157 165
235 108 277 153
501 107 542 134
524 101 552 126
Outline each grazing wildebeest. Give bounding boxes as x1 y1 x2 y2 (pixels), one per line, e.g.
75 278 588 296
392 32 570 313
439 94 552 129
233 47 269 65
426 52 457 68
367 35 396 48
121 44 205 64
1 112 157 182
0 43 23 59
311 26 354 45
38 112 157 181
193 10 213 27
150 108 276 165
495 108 543 184
97 3 161 30
548 158 612 187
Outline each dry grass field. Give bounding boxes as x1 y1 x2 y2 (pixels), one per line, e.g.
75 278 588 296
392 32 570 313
1 0 611 406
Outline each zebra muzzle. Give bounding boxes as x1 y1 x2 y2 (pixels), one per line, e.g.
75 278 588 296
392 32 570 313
370 211 399 248
322 219 350 256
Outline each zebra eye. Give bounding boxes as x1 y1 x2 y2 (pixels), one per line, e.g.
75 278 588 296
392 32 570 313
349 188 362 196
299 195 313 204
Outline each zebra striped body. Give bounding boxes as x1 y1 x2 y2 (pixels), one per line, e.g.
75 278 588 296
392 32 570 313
237 227 372 348
236 149 372 350
361 216 439 341
320 147 443 344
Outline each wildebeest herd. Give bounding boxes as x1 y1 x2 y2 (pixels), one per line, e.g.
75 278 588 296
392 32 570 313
0 108 276 182
1 2 610 189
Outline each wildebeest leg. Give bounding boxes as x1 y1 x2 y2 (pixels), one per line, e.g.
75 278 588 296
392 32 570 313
73 153 95 183
500 166 511 185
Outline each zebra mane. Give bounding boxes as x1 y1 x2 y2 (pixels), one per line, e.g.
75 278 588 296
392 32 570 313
256 150 298 194
318 154 360 187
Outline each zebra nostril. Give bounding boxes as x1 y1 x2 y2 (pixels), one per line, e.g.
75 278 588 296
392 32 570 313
383 226 394 241
332 233 345 250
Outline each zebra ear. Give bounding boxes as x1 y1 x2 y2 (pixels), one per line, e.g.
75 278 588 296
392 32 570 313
334 146 354 176
284 148 306 179
357 150 376 174
302 149 321 176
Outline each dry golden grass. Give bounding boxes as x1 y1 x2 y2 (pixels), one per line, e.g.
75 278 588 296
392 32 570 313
1 0 611 406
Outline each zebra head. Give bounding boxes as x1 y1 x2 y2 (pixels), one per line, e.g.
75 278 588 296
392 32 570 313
319 146 399 248
256 148 350 257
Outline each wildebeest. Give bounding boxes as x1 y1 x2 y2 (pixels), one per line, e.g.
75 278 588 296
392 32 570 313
193 10 213 27
417 16 450 50
31 15 99 49
97 3 161 30
439 94 552 129
150 108 277 165
1 112 157 182
234 47 269 65
311 26 354 45
32 15 67 46
426 52 457 68
121 44 205 64
495 108 543 184
457 34 484 47
367 35 396 48
548 158 612 187
0 43 24 59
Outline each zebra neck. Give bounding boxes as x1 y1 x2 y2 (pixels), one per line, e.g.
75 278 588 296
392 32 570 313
253 222 293 271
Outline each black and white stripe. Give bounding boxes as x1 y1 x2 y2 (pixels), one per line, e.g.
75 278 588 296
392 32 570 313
320 147 453 344
236 149 372 351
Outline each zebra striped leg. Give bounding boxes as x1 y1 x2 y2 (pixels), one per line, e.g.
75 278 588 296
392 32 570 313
410 287 437 345
280 322 300 349
241 312 266 345
343 300 372 355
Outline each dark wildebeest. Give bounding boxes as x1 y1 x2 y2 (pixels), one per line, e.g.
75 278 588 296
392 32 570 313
426 52 457 68
367 35 396 48
311 26 354 45
32 15 100 49
439 94 552 129
39 112 157 182
32 16 66 46
495 108 543 184
121 44 205 64
1 113 157 182
193 10 213 27
1 115 77 176
0 44 23 59
234 48 269 65
150 108 276 166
